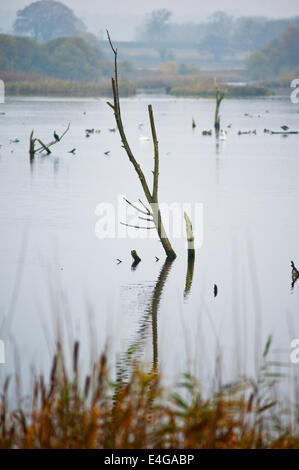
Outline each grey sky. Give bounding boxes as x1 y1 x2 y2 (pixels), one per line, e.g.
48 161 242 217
6 0 299 18
1 0 299 39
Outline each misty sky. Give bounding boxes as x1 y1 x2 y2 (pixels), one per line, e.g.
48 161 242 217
1 0 299 39
5 0 299 18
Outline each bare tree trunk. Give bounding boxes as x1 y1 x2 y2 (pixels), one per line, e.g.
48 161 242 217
107 31 176 260
214 85 225 135
29 130 36 157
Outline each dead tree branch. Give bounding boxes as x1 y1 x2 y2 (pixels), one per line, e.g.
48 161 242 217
138 199 151 215
184 212 195 260
35 123 70 153
107 30 176 260
184 212 195 298
29 124 70 156
123 197 152 217
36 139 51 155
120 222 155 230
214 80 226 134
148 104 159 202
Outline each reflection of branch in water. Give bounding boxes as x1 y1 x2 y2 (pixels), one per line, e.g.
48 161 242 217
117 259 174 382
184 257 195 299
151 259 174 370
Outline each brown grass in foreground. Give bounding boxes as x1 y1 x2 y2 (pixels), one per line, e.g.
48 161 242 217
0 341 298 449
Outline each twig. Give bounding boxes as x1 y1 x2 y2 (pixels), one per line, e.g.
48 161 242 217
138 199 151 215
123 197 151 216
36 139 51 154
120 222 155 230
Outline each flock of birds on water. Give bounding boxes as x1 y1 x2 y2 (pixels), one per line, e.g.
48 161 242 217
194 111 298 140
1 107 298 293
1 107 298 154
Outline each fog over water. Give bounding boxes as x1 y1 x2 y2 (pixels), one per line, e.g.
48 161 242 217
1 94 299 394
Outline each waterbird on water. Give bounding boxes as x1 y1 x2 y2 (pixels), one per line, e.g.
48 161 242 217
202 130 212 136
291 261 299 289
139 134 150 141
54 131 60 142
281 125 289 131
220 130 227 140
214 284 218 297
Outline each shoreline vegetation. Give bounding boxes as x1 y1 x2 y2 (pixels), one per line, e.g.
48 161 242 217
2 73 274 98
1 339 298 449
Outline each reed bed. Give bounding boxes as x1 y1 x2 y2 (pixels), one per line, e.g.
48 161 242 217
0 339 298 449
4 78 135 97
2 71 272 98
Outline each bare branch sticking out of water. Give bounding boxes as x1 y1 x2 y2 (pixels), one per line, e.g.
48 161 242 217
106 30 176 261
214 79 226 134
29 123 70 156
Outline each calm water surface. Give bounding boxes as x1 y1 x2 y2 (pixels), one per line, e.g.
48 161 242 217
0 95 299 395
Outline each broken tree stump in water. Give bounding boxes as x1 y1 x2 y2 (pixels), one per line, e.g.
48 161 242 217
131 250 141 268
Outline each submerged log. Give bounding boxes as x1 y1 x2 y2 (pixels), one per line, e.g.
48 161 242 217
271 131 298 135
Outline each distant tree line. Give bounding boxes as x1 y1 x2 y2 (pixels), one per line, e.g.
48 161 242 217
0 34 111 82
136 10 299 61
7 1 299 81
246 26 299 79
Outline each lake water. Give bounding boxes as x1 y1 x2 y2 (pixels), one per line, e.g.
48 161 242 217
0 95 299 398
